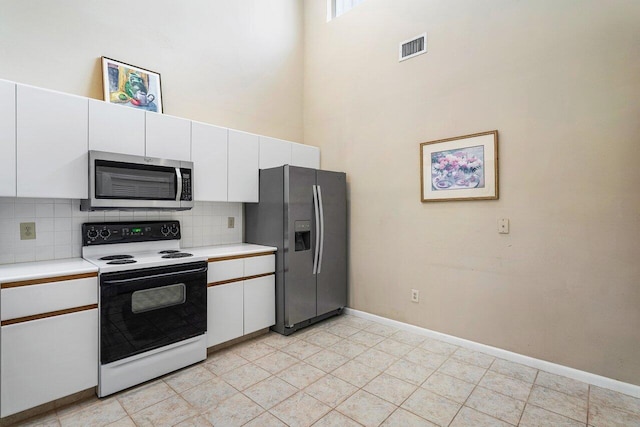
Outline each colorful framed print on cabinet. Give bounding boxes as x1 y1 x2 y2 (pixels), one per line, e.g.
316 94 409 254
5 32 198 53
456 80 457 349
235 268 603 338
101 57 163 113
420 130 499 202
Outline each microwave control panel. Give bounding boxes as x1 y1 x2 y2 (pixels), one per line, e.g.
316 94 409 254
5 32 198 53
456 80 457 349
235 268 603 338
180 168 192 201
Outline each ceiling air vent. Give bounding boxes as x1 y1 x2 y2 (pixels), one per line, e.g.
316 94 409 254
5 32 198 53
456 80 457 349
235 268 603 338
399 33 427 62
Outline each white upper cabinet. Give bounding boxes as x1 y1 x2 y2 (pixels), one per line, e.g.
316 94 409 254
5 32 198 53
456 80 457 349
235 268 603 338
191 121 228 202
259 136 292 169
228 129 259 202
16 85 88 199
145 112 191 161
88 100 145 156
291 142 320 169
0 80 16 197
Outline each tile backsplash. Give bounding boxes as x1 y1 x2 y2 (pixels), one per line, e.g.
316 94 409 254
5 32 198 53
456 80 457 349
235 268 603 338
0 198 243 265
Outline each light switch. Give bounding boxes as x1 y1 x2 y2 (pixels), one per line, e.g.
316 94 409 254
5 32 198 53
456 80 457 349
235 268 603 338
498 218 509 234
227 217 235 228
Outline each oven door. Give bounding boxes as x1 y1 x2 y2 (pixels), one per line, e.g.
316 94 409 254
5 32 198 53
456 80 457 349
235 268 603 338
100 261 207 365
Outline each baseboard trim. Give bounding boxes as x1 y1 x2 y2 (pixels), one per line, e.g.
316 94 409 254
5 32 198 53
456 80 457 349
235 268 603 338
344 307 640 398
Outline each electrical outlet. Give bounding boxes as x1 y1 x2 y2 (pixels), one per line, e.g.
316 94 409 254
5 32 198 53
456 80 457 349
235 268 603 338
498 218 510 234
227 217 235 229
411 289 419 303
20 222 36 240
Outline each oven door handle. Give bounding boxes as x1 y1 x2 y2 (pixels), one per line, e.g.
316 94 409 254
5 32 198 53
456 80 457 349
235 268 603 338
102 266 208 285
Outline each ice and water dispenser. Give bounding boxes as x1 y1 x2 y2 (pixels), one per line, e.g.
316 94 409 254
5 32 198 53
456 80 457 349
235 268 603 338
294 220 311 251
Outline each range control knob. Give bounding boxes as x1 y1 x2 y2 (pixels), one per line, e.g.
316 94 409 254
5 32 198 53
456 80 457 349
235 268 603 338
170 224 179 235
160 225 170 236
87 229 98 240
100 229 111 239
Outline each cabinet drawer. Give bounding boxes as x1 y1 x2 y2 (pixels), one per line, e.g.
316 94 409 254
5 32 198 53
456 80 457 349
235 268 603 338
1 277 97 321
244 254 275 277
1 309 98 417
207 259 244 284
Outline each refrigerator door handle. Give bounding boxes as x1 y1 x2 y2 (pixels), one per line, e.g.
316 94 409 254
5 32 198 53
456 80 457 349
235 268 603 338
312 185 320 275
317 185 325 274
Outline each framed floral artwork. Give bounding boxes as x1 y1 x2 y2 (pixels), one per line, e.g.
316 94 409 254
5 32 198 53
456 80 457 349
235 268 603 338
420 130 499 202
101 57 163 113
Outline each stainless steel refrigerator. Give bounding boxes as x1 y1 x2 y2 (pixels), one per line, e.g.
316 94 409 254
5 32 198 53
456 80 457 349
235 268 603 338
245 165 347 335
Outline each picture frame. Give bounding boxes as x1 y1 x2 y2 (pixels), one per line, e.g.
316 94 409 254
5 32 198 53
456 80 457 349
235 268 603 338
101 56 163 113
420 130 499 202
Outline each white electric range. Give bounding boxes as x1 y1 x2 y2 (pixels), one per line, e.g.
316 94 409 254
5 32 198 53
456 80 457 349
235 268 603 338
82 220 208 397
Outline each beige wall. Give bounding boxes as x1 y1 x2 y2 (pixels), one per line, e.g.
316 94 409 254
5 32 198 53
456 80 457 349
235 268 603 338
0 0 304 141
304 0 640 385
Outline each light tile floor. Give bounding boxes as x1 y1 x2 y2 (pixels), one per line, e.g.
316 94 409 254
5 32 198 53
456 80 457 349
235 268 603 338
10 314 640 427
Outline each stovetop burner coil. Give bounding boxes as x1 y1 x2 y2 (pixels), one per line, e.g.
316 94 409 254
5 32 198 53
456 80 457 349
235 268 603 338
106 259 138 265
161 253 193 259
99 255 134 261
158 250 180 254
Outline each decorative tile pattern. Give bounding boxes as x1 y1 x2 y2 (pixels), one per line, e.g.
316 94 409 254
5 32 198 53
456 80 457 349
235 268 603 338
535 371 589 399
304 349 350 373
449 407 512 427
420 372 475 403
130 395 198 427
385 359 434 385
314 410 363 427
269 391 331 427
363 373 417 405
374 338 414 357
465 386 526 425
451 347 495 369
401 388 461 426
478 370 533 401
489 358 538 383
382 408 438 426
304 375 358 407
520 403 585 427
336 390 396 427
276 362 326 389
528 385 587 423
220 363 271 391
202 393 264 426
243 376 297 409
13 314 640 427
437 359 487 384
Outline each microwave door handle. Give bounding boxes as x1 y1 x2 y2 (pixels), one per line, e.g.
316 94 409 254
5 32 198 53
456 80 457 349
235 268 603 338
175 167 183 201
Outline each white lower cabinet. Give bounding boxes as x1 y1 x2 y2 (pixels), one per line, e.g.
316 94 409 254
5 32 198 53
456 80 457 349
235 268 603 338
244 275 276 335
1 309 98 417
207 253 275 347
207 282 244 347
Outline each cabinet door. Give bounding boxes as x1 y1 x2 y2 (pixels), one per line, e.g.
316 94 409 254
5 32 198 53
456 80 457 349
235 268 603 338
228 130 259 202
0 80 16 197
243 275 275 334
89 100 145 155
207 283 244 347
291 143 320 169
1 309 98 417
145 112 191 161
16 85 88 199
192 122 228 201
259 136 292 169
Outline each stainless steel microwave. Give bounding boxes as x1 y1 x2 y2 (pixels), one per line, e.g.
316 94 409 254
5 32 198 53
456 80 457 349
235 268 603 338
81 151 194 211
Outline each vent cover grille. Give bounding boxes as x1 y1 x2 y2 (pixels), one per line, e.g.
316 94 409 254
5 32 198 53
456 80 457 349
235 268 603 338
399 33 427 62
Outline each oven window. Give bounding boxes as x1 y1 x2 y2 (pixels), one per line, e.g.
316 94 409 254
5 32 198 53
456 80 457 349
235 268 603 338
95 160 176 200
131 283 186 313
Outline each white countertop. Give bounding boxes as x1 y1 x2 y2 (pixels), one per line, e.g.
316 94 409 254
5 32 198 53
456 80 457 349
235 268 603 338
0 243 276 283
188 243 277 259
0 258 99 284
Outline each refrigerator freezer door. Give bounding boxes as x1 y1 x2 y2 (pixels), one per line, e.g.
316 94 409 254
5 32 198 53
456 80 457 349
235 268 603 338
316 170 347 316
284 166 318 326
